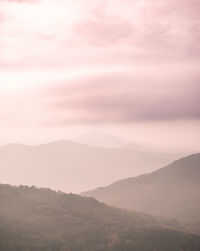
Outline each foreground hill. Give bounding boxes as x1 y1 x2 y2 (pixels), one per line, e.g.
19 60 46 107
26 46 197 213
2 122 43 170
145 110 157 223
0 184 200 251
0 140 181 193
82 154 200 225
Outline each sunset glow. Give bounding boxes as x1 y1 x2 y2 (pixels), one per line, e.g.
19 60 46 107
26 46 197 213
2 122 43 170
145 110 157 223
0 2 200 249
0 0 200 150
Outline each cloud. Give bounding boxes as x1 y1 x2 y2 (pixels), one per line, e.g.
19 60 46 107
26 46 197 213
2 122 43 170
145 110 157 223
73 2 134 46
71 0 200 56
74 17 133 46
1 0 200 68
0 0 200 127
2 0 38 2
45 68 200 125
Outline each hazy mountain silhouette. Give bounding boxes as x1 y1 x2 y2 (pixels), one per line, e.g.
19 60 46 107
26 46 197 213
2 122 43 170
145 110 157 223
0 140 183 193
82 154 200 227
0 184 200 251
71 130 131 148
71 130 190 153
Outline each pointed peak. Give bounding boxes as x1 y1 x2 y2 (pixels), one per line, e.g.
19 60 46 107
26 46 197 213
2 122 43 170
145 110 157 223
71 130 131 148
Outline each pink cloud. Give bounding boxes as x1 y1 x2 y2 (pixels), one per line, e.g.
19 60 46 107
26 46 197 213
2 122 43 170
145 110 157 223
45 68 200 125
70 0 200 57
0 0 200 129
74 17 133 46
2 0 38 2
1 0 200 69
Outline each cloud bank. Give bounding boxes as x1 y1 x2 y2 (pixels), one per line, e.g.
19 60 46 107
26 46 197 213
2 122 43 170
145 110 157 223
47 67 200 125
1 0 200 67
0 0 199 129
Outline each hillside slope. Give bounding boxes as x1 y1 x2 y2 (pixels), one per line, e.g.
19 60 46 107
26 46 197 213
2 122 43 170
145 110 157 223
82 154 200 224
0 184 200 251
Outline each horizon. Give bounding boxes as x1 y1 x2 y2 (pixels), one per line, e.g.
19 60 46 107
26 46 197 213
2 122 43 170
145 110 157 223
0 129 198 154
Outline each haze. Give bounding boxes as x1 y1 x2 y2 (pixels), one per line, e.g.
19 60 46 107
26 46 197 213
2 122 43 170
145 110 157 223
0 0 199 150
0 1 200 250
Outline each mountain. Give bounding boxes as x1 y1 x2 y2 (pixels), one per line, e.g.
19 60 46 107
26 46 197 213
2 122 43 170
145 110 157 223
0 184 200 251
82 153 200 226
0 140 182 193
71 130 190 153
71 130 131 148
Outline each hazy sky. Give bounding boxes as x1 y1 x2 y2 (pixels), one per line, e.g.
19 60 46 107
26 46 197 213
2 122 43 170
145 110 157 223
0 0 200 150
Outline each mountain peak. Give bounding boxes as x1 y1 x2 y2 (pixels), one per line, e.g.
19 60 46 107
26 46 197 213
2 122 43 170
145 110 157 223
71 130 131 148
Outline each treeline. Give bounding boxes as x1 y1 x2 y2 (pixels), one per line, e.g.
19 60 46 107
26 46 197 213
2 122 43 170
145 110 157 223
0 184 200 251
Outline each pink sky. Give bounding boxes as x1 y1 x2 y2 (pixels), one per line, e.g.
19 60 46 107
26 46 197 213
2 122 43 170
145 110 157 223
0 0 200 150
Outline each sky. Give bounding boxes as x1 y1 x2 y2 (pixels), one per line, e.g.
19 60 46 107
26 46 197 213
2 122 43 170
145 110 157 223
0 0 200 151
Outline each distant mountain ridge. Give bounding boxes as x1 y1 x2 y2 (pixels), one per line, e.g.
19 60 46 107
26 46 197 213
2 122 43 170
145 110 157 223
0 139 183 193
71 130 190 153
82 153 200 225
71 130 131 148
0 184 200 251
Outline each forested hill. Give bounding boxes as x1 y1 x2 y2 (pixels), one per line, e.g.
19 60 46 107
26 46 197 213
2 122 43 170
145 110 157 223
82 153 200 224
0 184 200 251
